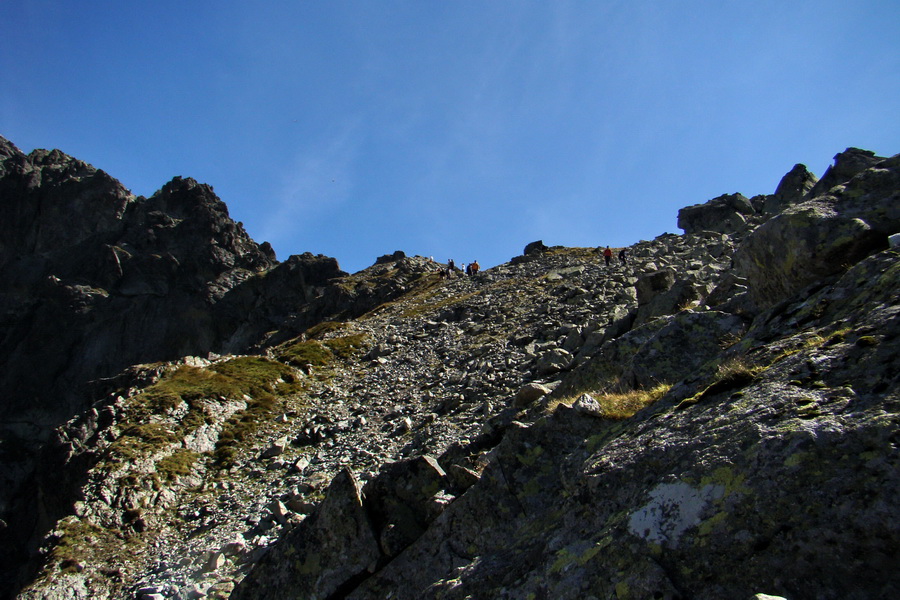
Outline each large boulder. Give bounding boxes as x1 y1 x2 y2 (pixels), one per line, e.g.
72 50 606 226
536 348 574 376
677 193 755 234
361 455 450 558
523 240 548 256
635 268 675 306
635 278 704 326
375 250 406 265
231 469 381 600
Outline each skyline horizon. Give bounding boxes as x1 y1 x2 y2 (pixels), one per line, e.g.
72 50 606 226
6 132 884 274
3 2 897 273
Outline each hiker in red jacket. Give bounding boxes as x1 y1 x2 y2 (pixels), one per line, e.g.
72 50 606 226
603 246 613 266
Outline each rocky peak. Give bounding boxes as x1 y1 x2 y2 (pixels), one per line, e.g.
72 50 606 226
145 176 224 220
375 250 407 265
0 135 18 159
0 145 285 438
765 162 818 213
806 147 884 199
0 141 134 258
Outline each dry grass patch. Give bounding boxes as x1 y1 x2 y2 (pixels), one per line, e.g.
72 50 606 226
549 383 673 419
676 357 765 410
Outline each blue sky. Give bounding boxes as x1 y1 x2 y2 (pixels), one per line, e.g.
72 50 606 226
2 1 898 274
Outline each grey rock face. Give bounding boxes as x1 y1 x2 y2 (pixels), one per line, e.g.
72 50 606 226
628 310 746 388
339 250 900 599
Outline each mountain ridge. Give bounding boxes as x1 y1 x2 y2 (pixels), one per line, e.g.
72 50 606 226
1 135 898 599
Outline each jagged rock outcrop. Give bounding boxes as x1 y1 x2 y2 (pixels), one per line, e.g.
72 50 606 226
522 240 548 256
806 147 884 199
234 468 381 600
734 151 898 309
233 457 453 600
2 137 898 600
0 136 276 435
764 163 818 214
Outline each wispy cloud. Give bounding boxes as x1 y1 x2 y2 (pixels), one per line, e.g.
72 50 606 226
258 118 362 249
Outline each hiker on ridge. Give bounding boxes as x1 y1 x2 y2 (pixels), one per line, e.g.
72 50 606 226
619 248 627 265
603 246 613 266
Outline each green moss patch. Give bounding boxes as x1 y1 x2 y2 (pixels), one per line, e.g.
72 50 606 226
305 321 347 339
47 518 121 573
156 448 201 480
326 333 370 359
277 333 370 367
278 339 335 368
205 357 307 468
107 357 304 471
855 335 878 347
106 423 180 463
209 356 302 396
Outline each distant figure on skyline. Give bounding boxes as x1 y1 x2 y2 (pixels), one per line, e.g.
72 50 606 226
619 248 627 265
603 246 612 266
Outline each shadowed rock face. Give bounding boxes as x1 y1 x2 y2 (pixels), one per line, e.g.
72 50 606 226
1 136 898 600
0 137 277 434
